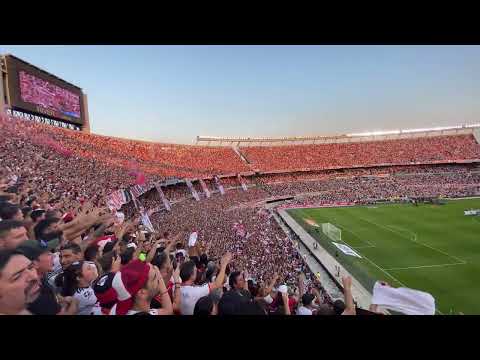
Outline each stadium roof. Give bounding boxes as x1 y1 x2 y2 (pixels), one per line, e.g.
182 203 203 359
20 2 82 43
197 123 480 144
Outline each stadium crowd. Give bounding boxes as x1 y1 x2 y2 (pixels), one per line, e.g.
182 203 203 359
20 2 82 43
241 135 480 172
1 114 480 316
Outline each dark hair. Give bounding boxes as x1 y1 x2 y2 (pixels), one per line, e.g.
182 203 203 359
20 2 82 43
200 254 208 266
229 271 242 289
179 260 196 283
21 206 32 218
25 197 37 207
175 242 183 250
151 252 169 270
59 261 84 297
120 247 135 265
30 209 46 222
84 246 99 262
0 195 14 203
34 218 59 240
98 251 116 273
190 256 200 267
333 299 346 315
0 249 26 277
45 210 60 219
237 301 266 315
218 292 242 315
248 280 258 298
193 295 214 315
60 243 82 254
102 241 116 254
302 293 315 306
121 234 132 243
0 203 20 220
0 220 25 239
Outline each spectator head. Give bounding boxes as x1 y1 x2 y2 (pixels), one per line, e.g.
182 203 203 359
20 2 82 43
111 260 157 315
59 243 83 270
60 261 99 297
179 260 196 284
0 194 14 203
302 293 315 307
120 247 135 265
236 300 267 315
316 304 336 315
333 299 346 315
84 246 99 262
25 197 39 209
98 251 121 273
200 253 209 267
102 241 116 254
218 291 244 315
45 210 62 220
193 295 217 315
34 218 60 241
0 203 23 221
30 209 46 224
16 239 58 275
229 271 245 291
0 249 40 314
21 207 33 221
150 251 173 285
0 220 28 250
248 280 259 297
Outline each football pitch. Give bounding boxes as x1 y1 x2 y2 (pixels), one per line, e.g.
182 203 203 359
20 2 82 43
287 199 480 315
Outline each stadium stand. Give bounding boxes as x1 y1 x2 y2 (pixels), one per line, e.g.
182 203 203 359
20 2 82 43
1 112 480 316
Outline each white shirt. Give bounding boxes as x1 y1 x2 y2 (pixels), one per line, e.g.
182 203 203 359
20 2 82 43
74 287 103 315
110 304 159 315
180 283 210 315
296 306 313 315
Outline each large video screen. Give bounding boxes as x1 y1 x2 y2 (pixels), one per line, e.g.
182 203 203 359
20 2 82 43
19 71 81 119
4 55 84 125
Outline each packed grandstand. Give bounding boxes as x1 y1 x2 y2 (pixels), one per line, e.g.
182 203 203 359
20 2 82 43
1 112 480 316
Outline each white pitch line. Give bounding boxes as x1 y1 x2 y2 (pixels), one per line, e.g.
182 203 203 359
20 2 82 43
384 262 466 271
353 213 466 265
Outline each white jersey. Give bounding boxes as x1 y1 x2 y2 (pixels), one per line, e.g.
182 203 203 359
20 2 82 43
74 287 103 315
179 283 210 315
296 306 313 315
109 304 158 315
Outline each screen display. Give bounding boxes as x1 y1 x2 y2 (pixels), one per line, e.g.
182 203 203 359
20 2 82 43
19 70 81 119
4 55 84 125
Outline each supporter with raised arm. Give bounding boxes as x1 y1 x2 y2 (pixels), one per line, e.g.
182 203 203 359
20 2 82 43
179 252 232 315
341 276 356 315
110 260 173 315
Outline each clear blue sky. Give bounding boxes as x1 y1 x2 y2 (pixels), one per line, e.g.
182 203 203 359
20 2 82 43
1 45 480 144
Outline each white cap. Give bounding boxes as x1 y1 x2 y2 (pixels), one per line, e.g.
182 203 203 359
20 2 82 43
278 285 288 294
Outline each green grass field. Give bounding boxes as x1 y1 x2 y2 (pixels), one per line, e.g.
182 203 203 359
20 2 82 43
287 199 480 314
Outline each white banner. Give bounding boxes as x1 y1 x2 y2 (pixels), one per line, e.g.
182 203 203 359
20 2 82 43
214 176 225 195
186 179 200 201
332 242 362 258
237 174 248 191
199 179 211 198
188 232 198 247
464 209 480 216
140 210 155 233
155 183 171 211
